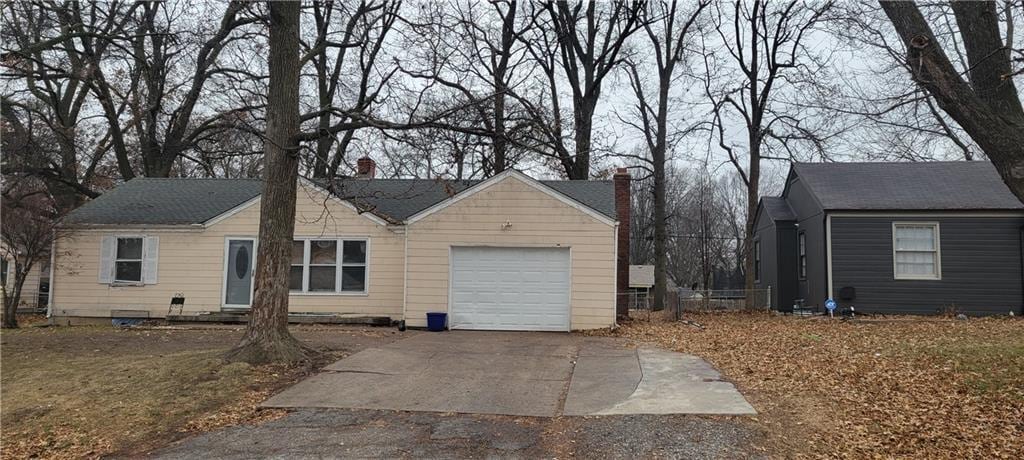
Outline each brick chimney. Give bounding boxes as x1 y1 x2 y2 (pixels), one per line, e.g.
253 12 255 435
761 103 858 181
613 168 630 319
356 156 376 178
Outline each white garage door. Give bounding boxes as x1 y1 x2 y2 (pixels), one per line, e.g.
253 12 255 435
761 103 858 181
450 247 571 331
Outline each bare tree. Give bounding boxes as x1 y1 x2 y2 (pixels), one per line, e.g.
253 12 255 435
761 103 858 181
225 1 312 365
621 0 708 311
0 1 129 208
1 178 60 328
397 0 540 177
821 1 987 162
306 0 401 179
536 0 644 179
703 0 833 304
880 0 1024 202
98 1 262 178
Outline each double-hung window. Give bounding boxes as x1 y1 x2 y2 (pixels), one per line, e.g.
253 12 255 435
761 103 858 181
99 235 157 285
290 238 368 293
753 239 761 282
798 232 806 279
114 237 144 283
893 223 940 280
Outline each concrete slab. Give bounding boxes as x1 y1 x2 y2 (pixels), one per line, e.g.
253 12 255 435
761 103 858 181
397 331 577 357
562 351 642 416
425 352 573 381
323 348 434 374
590 348 757 415
263 331 755 417
262 369 565 417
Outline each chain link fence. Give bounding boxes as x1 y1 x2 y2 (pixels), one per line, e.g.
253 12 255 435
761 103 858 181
624 288 772 321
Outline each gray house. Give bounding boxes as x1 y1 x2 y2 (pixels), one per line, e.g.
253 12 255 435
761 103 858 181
754 161 1024 316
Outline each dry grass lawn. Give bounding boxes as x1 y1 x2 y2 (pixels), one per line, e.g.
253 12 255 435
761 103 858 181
601 312 1024 459
1 322 407 459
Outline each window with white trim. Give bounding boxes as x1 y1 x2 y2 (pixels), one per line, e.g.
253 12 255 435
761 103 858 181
893 223 940 280
290 238 367 293
753 239 761 282
115 237 144 283
798 232 806 279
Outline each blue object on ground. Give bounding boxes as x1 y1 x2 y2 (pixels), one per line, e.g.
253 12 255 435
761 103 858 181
426 312 447 332
112 318 144 327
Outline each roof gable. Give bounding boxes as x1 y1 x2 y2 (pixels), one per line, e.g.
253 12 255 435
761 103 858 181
761 196 796 221
404 169 616 226
790 161 1023 211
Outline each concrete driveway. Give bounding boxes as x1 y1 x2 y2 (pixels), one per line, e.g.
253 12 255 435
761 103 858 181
262 331 754 417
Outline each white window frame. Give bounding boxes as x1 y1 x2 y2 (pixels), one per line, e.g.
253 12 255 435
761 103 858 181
753 238 761 283
113 236 145 284
290 237 369 295
892 222 941 281
798 232 806 280
307 239 339 292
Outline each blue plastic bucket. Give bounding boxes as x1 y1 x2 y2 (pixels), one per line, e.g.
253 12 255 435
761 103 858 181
426 312 447 332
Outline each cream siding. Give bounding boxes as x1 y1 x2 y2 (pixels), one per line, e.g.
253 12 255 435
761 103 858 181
2 260 45 309
404 175 616 330
51 183 405 319
19 262 44 309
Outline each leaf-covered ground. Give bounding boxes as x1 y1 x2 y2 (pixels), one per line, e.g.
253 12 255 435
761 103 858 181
0 324 407 459
599 313 1023 458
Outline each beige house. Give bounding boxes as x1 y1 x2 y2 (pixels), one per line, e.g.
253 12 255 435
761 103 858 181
2 251 49 311
52 163 631 331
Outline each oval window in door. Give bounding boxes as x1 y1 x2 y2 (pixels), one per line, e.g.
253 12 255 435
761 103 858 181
235 245 249 279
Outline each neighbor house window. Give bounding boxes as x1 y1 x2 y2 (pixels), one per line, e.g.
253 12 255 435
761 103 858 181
798 232 806 279
114 237 144 283
290 238 368 293
754 239 761 282
893 223 940 280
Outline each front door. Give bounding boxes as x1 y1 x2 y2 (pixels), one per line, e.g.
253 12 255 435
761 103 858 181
224 238 255 308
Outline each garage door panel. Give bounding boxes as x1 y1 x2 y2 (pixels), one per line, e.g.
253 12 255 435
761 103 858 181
450 247 570 331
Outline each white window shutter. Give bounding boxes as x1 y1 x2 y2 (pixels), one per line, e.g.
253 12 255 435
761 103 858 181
143 236 159 284
99 236 115 283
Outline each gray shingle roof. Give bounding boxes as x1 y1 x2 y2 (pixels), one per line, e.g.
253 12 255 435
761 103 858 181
318 178 475 223
761 196 796 221
65 175 616 226
792 161 1023 211
321 176 616 221
64 178 262 225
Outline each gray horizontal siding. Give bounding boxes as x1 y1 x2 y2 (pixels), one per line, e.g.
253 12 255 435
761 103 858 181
830 216 1024 315
753 220 778 305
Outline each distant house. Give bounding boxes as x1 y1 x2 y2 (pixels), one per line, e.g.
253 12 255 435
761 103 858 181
50 160 633 331
627 264 676 309
1 245 50 312
754 161 1023 316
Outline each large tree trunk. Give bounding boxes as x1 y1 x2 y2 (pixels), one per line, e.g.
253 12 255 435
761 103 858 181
652 74 670 312
880 0 1024 202
569 96 596 180
52 127 84 211
491 1 517 175
225 1 312 365
743 142 760 308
